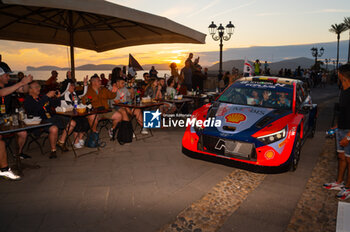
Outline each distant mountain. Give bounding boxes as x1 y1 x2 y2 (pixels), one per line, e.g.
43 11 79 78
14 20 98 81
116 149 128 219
27 65 65 71
208 57 328 73
199 40 348 66
142 63 170 70
75 64 121 70
27 63 172 71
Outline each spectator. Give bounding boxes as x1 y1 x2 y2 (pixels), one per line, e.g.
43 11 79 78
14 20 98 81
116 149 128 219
100 73 108 87
166 77 177 97
24 81 76 158
158 78 167 96
0 62 32 181
185 53 194 69
17 71 24 81
45 70 59 92
264 61 269 74
60 70 75 93
321 72 327 88
324 64 350 200
82 75 122 139
128 66 136 78
230 68 240 84
170 62 180 83
192 59 206 91
222 71 230 88
254 59 261 75
61 77 89 149
149 66 158 78
111 67 123 84
180 60 192 91
144 78 162 99
113 78 148 136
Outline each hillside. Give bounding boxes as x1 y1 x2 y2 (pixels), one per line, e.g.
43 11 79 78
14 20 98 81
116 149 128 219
208 57 324 73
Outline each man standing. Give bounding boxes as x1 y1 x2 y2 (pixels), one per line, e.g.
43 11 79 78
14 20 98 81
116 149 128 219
0 62 33 180
323 63 350 200
180 60 193 91
254 59 261 76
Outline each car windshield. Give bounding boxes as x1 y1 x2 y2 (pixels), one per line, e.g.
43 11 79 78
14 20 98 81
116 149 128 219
218 84 293 110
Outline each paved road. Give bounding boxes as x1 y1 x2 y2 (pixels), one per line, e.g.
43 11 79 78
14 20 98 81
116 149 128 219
219 84 340 232
0 84 339 232
0 120 233 231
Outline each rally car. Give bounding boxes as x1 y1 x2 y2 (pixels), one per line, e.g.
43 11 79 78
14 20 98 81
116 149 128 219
182 76 317 171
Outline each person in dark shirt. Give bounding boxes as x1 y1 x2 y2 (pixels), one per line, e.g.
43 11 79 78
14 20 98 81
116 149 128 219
0 62 32 180
24 81 76 159
323 63 350 200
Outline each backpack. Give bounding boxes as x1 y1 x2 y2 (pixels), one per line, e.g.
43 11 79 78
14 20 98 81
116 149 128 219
117 121 133 144
85 132 105 148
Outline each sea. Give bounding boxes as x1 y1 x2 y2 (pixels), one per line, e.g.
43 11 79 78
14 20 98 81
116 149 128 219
14 70 172 82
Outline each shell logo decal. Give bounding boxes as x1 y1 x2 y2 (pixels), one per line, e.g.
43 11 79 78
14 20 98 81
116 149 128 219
225 113 247 124
264 150 275 160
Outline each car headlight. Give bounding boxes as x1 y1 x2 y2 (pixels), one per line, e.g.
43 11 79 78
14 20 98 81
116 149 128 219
257 126 287 144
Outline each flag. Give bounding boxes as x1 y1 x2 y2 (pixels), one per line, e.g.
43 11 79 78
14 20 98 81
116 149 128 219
243 58 252 76
128 54 143 71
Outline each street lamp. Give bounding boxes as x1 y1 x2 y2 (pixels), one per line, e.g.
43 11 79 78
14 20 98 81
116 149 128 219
208 21 235 78
310 47 324 70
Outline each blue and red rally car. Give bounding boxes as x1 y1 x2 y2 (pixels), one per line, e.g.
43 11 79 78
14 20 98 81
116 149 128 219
182 77 318 171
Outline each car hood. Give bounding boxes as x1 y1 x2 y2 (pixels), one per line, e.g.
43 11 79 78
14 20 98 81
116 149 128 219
204 103 290 138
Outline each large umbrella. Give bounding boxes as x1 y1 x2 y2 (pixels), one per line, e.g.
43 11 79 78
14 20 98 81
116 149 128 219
0 0 206 77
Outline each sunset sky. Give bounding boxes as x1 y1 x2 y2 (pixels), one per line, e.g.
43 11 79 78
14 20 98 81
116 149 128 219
1 0 350 70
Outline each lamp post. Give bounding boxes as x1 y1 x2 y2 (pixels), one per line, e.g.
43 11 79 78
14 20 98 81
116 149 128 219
208 21 235 79
310 47 324 70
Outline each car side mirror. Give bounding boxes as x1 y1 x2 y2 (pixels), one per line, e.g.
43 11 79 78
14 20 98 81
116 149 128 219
299 103 312 114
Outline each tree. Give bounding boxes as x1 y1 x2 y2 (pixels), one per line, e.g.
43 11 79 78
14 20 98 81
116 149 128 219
329 23 347 73
344 17 350 63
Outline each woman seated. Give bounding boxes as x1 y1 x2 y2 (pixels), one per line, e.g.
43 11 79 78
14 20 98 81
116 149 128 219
145 78 175 113
113 78 148 136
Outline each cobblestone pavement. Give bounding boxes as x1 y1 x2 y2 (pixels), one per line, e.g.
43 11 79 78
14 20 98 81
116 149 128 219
159 170 266 232
286 137 341 232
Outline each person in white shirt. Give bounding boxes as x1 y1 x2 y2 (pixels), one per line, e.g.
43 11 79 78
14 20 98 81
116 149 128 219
61 76 89 149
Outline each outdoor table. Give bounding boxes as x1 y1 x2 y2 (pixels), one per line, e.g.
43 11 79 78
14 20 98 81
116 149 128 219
114 101 164 140
55 109 111 158
163 98 192 115
0 121 52 175
183 94 208 109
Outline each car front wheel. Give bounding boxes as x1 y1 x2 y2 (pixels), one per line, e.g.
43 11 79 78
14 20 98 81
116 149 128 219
290 133 301 171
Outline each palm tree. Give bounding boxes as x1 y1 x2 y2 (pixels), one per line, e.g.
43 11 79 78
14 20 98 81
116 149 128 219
329 23 347 72
344 17 350 63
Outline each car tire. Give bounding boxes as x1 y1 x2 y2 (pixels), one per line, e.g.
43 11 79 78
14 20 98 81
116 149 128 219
309 118 317 138
290 132 301 172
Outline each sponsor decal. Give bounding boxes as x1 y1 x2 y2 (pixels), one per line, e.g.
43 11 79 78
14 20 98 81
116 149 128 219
216 105 229 116
278 140 286 148
225 113 247 124
288 126 297 139
214 139 238 153
231 106 267 115
264 150 275 160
